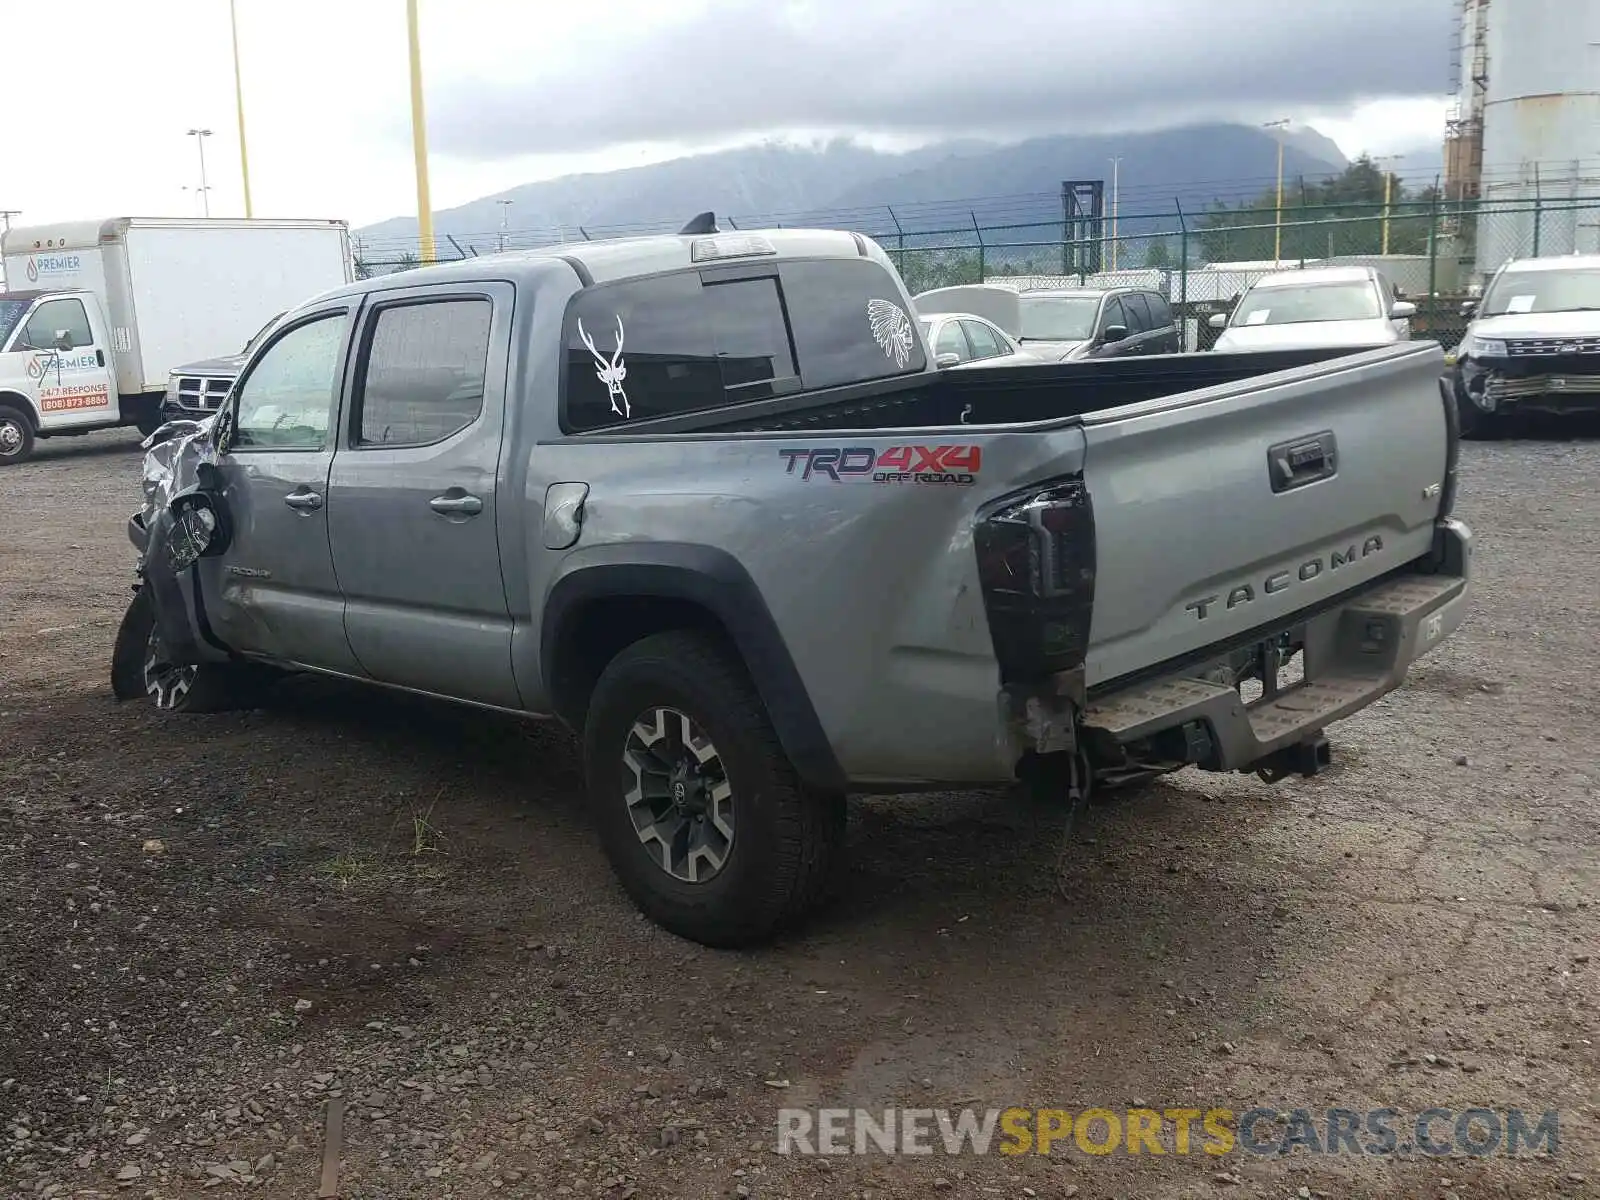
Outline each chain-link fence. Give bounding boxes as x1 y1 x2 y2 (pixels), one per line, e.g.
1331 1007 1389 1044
353 195 1600 354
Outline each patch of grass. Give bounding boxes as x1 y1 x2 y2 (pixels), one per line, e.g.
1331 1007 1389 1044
315 851 387 892
405 796 450 859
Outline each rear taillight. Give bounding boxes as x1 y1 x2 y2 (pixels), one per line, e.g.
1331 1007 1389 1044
1436 375 1461 518
974 477 1096 683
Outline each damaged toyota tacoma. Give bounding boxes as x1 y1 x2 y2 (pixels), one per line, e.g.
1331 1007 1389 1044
114 217 1472 946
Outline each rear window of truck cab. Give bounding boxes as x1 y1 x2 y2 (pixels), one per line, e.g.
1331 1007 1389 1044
562 258 925 432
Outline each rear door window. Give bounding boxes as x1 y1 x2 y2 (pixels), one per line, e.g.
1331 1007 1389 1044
961 319 1005 359
778 259 926 389
354 297 493 447
1145 293 1174 328
1121 293 1152 334
934 320 969 360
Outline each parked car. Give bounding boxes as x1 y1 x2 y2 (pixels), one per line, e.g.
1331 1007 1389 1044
1209 265 1414 353
914 284 1182 362
917 311 1035 369
1014 287 1182 360
117 219 1471 947
0 217 351 464
1450 252 1600 436
161 311 286 423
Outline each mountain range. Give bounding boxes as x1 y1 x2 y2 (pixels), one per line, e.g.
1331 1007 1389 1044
356 124 1439 254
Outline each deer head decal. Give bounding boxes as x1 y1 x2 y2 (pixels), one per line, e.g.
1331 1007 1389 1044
577 315 630 418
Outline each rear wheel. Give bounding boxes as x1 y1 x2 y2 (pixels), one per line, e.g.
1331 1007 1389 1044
582 630 845 947
0 405 36 465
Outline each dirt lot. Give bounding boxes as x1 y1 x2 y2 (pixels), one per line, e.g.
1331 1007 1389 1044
1 425 1597 1200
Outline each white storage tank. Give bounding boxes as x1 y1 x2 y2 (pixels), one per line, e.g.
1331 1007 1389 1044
1476 0 1600 275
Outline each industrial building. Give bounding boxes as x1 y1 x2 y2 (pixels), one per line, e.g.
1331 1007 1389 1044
1445 0 1600 277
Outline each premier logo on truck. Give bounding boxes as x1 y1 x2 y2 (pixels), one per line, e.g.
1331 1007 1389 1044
24 254 81 283
1185 535 1385 620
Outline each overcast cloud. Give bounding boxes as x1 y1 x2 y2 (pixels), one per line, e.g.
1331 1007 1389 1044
428 0 1456 158
0 0 1453 231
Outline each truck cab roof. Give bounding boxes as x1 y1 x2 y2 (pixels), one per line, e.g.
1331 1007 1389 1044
326 226 879 303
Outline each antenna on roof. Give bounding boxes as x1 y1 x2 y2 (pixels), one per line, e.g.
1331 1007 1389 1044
679 211 719 235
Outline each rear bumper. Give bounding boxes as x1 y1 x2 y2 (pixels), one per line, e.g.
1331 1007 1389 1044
1079 519 1472 772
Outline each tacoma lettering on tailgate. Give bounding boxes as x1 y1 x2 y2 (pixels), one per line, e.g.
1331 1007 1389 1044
1185 535 1385 620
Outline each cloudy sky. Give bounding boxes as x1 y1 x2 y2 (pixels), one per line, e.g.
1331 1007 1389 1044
1 0 1456 231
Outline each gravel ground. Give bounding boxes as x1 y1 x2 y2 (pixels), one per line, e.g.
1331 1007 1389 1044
1 423 1597 1200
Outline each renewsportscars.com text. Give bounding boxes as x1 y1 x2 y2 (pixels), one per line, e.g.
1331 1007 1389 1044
776 1106 1560 1158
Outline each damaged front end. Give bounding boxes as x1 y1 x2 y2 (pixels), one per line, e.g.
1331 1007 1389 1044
1457 336 1600 418
109 414 236 702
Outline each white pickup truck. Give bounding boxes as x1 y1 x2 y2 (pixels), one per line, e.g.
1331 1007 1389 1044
0 217 351 465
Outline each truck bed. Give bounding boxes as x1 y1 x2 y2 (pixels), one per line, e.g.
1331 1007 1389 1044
690 345 1373 434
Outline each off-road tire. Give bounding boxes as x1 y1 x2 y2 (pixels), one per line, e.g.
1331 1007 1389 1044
110 588 270 713
582 629 846 947
0 404 36 465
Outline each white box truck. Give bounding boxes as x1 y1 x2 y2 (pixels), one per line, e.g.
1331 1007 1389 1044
0 217 351 464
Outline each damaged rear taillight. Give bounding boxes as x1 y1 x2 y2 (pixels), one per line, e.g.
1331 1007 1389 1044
973 477 1096 684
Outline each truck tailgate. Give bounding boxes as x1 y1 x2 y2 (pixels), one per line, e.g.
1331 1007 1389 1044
1080 343 1450 689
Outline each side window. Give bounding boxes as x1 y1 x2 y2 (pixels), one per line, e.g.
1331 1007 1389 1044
21 298 94 350
935 320 969 360
962 319 1004 359
564 272 720 431
355 298 492 447
778 259 927 389
1101 296 1127 334
1145 293 1174 328
1121 293 1152 334
231 313 346 451
701 276 798 400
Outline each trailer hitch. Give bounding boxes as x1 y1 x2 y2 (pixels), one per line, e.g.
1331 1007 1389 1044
1252 734 1333 784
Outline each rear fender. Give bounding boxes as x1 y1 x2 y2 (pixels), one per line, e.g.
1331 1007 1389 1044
541 542 846 793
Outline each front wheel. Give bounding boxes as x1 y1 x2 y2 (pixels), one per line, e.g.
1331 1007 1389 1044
110 588 270 713
0 404 36 465
582 630 845 947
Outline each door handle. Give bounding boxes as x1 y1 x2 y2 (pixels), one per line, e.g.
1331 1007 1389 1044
429 491 483 516
96 349 105 367
283 489 323 512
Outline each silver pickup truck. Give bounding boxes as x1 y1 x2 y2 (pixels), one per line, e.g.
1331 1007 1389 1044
114 219 1471 946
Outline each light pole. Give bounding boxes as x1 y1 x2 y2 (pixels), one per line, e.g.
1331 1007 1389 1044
229 0 253 218
1264 118 1289 263
406 0 436 264
1109 156 1122 272
187 129 213 217
497 200 513 252
1374 154 1403 255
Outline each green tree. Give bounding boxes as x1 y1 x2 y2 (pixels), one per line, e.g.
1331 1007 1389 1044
1200 156 1436 261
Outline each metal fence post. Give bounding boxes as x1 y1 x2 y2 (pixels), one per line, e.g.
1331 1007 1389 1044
1532 166 1544 257
1175 199 1189 322
887 205 905 273
971 212 985 282
1427 188 1440 300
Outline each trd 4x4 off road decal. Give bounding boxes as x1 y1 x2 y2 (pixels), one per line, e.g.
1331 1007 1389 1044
778 444 981 485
